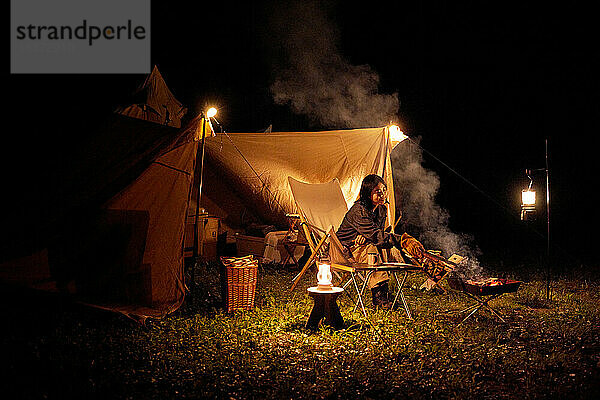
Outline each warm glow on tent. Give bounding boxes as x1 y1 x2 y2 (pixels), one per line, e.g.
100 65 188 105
388 124 408 146
206 107 218 118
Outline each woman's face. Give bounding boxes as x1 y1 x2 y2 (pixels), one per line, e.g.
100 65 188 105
370 182 387 209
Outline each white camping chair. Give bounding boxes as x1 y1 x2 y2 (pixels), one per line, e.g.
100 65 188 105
287 177 349 288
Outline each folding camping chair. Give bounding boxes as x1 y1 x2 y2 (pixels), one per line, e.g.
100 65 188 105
287 177 420 319
287 177 348 291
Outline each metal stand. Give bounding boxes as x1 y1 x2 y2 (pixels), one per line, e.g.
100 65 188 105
335 264 419 321
455 292 505 324
523 139 551 300
354 270 413 319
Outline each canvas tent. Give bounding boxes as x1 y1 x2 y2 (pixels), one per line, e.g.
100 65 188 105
1 67 201 320
1 69 401 320
0 120 399 319
115 65 188 128
0 113 214 319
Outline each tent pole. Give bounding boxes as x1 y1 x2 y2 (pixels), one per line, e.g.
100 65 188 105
193 116 207 261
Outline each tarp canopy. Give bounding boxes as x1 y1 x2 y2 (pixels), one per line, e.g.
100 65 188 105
1 60 398 320
115 65 187 128
0 117 397 319
198 127 398 235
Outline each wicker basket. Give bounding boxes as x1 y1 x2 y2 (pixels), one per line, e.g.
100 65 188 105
221 255 258 312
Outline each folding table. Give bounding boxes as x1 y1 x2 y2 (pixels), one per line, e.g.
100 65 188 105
331 262 421 319
281 213 305 269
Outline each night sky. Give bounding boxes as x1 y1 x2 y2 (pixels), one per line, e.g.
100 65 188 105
7 1 598 267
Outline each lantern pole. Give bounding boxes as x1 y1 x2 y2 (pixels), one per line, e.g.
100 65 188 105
545 139 551 300
522 140 551 300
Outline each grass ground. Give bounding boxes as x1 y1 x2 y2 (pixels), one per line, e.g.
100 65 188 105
1 262 599 399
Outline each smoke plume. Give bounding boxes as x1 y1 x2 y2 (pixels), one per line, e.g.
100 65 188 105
268 1 398 128
392 138 484 278
268 1 484 277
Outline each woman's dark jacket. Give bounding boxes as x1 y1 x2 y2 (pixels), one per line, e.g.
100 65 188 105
336 200 400 250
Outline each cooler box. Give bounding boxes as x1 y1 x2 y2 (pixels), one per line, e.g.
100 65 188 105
235 234 265 258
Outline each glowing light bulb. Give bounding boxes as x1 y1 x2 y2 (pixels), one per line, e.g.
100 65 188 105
388 124 408 145
206 107 217 118
521 190 536 206
316 263 333 290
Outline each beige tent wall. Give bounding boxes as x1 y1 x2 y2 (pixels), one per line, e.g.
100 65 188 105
101 136 197 317
201 127 397 232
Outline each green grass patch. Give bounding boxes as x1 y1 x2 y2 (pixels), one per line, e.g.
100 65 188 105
2 262 600 399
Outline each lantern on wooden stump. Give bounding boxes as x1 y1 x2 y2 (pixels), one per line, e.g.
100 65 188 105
316 263 333 291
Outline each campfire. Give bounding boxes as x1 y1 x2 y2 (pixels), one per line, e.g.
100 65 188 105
448 276 522 296
446 272 523 324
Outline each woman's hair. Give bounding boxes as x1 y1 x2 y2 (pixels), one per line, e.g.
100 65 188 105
358 174 386 208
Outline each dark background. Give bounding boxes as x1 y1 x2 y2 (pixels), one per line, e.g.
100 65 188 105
6 1 598 269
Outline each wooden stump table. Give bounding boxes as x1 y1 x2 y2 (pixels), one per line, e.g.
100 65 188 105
306 287 344 330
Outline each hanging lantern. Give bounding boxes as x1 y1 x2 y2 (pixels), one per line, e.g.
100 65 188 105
521 169 537 221
206 107 217 118
521 189 536 221
522 189 536 207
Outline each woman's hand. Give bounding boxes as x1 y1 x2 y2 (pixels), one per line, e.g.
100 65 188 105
355 234 367 245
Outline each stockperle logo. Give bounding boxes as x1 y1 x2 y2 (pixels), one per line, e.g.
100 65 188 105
11 0 150 74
